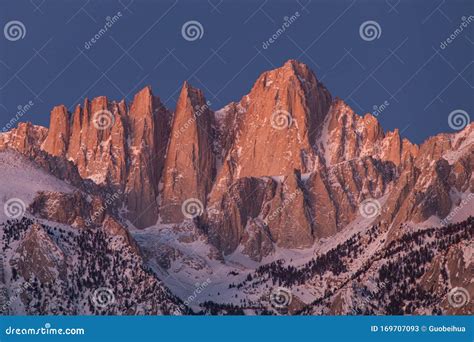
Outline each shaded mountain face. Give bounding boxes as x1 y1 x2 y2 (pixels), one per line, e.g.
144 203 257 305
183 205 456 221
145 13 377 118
0 60 472 258
0 151 184 315
1 216 184 315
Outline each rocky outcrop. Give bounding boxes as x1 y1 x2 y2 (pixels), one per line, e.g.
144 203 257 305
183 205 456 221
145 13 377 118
205 177 276 255
264 172 313 249
124 86 171 228
0 122 47 154
29 191 107 228
160 82 215 223
2 217 184 315
102 215 140 255
1 60 472 259
305 169 339 238
241 219 274 262
0 123 88 188
217 60 331 182
3 87 172 229
12 223 67 284
320 99 418 168
380 124 474 240
206 171 314 255
41 105 70 157
66 97 128 186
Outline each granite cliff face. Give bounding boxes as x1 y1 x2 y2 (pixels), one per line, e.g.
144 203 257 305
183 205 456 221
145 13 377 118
0 60 472 262
1 87 172 229
160 82 215 223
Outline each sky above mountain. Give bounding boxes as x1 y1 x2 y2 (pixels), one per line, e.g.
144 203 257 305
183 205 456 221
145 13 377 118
1 0 472 144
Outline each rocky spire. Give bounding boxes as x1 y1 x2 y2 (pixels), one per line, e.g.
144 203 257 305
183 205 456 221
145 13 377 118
159 81 215 223
41 105 70 157
125 86 171 228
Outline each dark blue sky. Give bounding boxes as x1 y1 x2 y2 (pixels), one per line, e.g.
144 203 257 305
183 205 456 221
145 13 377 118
1 0 472 144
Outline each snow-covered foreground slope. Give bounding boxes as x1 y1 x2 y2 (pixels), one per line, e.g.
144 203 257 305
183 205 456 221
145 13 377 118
0 151 74 222
0 151 183 315
1 217 184 314
131 211 473 315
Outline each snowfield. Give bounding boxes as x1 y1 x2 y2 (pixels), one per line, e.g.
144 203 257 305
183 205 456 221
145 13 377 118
0 151 74 222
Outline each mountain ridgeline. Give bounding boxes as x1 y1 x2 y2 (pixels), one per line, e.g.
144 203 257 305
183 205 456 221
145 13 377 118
0 60 472 315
